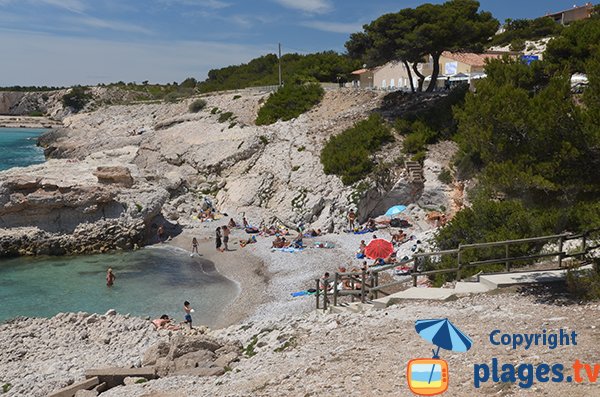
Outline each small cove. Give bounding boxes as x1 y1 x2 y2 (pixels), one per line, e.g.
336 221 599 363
0 127 47 171
0 246 239 327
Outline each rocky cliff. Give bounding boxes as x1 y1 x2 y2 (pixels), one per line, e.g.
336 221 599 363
1 88 457 256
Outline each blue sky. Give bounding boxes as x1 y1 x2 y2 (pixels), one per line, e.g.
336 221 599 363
0 0 590 86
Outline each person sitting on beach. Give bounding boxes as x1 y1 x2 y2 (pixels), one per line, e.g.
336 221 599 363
383 252 397 264
391 231 407 245
152 315 180 331
291 230 304 248
243 217 249 228
366 218 376 231
228 218 238 229
307 228 322 237
240 235 257 248
372 258 386 267
356 240 366 258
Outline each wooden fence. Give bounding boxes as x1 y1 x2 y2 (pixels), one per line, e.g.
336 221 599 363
315 228 600 310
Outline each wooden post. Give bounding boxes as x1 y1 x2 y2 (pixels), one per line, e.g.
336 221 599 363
333 273 339 307
456 248 462 281
374 272 379 299
505 243 510 272
413 273 417 287
558 236 564 268
315 279 320 310
323 278 328 311
582 233 588 257
361 269 366 303
350 276 355 302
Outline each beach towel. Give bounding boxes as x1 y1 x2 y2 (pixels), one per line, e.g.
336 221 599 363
313 242 335 249
291 288 317 297
272 247 304 253
354 229 374 235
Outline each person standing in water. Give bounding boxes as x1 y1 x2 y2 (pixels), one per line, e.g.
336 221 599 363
106 268 116 287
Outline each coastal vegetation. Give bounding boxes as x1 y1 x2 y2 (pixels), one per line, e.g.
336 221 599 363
255 80 324 125
188 99 207 113
429 13 600 282
489 17 564 49
197 51 360 93
320 114 394 185
61 86 92 112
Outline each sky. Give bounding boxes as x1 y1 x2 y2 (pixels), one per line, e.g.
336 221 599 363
0 0 591 86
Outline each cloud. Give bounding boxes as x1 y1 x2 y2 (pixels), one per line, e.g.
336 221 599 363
156 0 231 9
67 16 154 34
301 20 362 34
0 0 87 13
0 29 269 86
272 0 332 14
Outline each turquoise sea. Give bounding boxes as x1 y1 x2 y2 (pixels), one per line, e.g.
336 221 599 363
0 128 238 326
0 246 238 326
0 127 47 171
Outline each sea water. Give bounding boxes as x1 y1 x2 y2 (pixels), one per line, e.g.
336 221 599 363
0 246 239 327
0 127 47 171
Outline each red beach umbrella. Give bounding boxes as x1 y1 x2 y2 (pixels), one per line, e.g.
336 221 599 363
365 239 394 260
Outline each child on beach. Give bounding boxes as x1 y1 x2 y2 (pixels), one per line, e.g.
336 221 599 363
191 237 199 255
216 227 223 252
106 268 116 287
182 301 193 329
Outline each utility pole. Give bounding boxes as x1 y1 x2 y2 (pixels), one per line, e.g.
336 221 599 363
278 43 282 88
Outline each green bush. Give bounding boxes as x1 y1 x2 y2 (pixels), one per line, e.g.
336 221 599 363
233 95 241 100
211 107 219 114
62 86 91 112
438 168 453 185
28 110 45 117
566 260 600 301
256 82 324 125
320 114 394 185
189 99 207 113
218 111 234 123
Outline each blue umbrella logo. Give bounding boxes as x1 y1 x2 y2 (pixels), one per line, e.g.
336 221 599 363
415 318 473 358
406 318 473 395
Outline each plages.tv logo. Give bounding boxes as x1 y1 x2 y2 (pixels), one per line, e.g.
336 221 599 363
407 318 473 396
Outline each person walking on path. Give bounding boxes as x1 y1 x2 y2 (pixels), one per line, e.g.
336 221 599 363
347 209 356 231
191 237 199 255
181 301 193 329
106 268 116 287
222 225 230 251
215 227 223 252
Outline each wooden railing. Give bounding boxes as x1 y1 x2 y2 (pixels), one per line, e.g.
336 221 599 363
315 228 600 310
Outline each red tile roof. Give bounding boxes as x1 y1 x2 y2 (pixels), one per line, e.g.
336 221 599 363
441 51 503 67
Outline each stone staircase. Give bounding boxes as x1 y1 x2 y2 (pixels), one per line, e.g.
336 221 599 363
405 160 423 183
321 265 591 314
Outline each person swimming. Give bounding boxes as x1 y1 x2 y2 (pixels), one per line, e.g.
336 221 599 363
106 268 116 287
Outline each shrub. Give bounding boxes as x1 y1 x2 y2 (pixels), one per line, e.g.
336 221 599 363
256 82 324 125
62 86 91 112
566 259 600 301
233 95 241 100
189 99 207 113
218 111 234 123
259 135 269 145
292 165 300 172
28 110 45 117
320 114 394 185
228 122 237 129
297 146 305 152
211 107 219 114
438 168 453 185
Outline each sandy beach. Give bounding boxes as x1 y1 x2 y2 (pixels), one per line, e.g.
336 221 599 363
167 224 271 329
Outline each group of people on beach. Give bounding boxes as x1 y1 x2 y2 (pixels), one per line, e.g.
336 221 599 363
151 301 194 331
